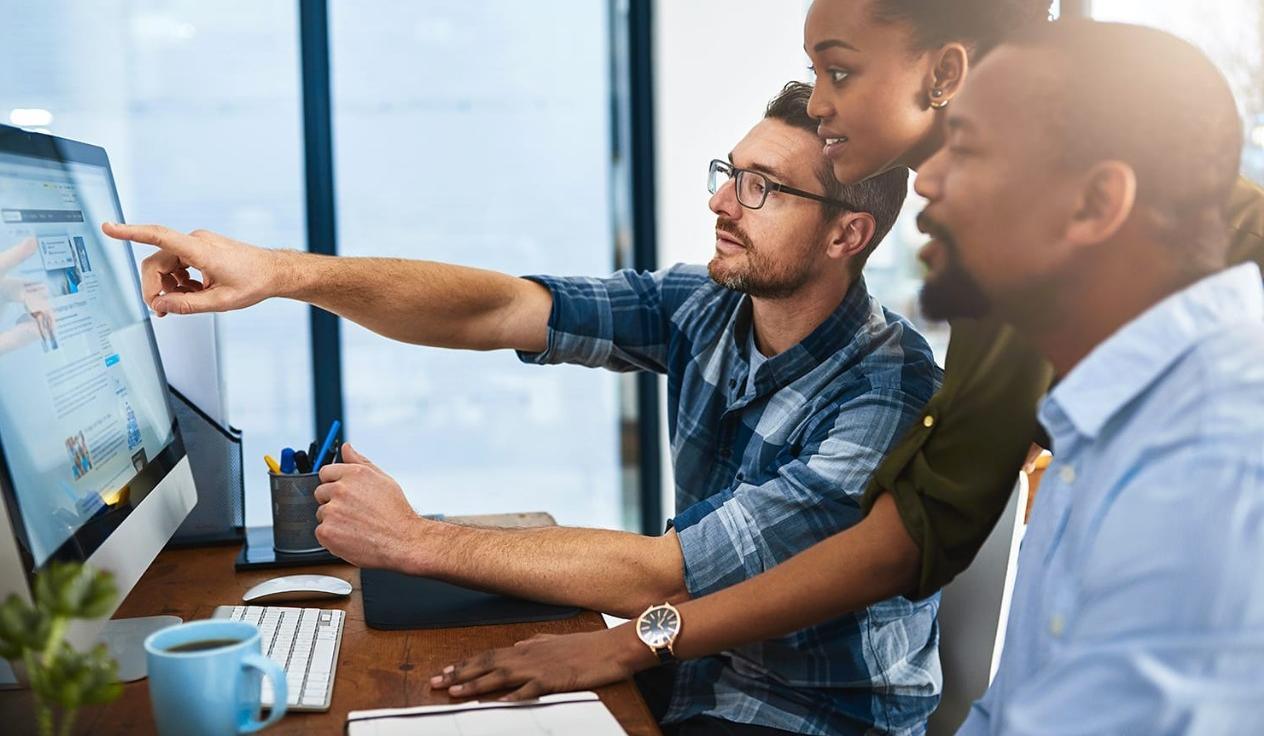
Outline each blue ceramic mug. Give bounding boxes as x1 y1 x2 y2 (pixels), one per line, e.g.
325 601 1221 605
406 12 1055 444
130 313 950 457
144 619 287 735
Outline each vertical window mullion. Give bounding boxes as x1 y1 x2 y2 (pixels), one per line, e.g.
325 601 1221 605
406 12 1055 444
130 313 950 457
298 0 344 440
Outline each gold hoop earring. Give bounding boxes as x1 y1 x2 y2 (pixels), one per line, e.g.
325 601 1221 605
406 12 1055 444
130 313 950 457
929 88 949 109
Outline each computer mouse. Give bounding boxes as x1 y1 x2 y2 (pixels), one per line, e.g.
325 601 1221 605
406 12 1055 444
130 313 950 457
242 574 353 603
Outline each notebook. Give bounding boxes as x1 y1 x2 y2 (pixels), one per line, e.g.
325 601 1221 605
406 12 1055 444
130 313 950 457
345 691 627 735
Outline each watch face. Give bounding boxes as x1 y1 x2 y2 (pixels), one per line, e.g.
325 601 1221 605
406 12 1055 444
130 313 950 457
638 606 680 648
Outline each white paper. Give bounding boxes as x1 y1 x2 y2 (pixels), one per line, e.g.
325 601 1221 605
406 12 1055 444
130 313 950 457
346 691 628 736
149 310 228 427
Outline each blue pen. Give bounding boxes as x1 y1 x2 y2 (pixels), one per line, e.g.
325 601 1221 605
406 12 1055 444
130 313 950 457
312 419 341 470
279 447 297 474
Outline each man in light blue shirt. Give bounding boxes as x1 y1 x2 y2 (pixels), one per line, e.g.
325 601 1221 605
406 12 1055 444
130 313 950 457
913 20 1264 734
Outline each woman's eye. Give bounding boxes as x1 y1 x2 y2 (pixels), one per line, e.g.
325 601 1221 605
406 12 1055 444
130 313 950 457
807 65 848 84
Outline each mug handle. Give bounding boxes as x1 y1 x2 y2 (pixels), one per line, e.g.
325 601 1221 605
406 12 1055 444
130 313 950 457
238 652 288 733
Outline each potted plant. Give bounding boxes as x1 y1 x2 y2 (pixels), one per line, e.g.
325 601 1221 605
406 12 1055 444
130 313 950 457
0 562 123 736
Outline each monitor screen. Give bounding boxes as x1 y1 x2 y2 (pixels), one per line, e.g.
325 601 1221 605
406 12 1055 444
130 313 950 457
0 135 181 570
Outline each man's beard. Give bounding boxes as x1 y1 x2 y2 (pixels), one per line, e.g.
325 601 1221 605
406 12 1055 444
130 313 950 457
708 219 814 300
917 212 992 322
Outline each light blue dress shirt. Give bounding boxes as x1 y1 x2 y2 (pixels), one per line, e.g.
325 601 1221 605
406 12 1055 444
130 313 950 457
961 263 1264 735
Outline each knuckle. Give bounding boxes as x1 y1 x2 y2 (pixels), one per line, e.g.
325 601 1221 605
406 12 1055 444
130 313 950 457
149 226 173 247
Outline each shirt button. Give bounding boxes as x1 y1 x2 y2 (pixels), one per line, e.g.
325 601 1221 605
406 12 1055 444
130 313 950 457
922 415 935 428
1059 465 1076 484
1049 614 1066 637
736 472 744 481
728 378 737 388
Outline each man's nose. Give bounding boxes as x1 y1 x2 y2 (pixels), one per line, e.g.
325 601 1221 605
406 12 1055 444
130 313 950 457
914 148 948 202
709 178 741 218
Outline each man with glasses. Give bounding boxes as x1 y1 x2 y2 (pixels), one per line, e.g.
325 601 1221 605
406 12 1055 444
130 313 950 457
104 82 940 735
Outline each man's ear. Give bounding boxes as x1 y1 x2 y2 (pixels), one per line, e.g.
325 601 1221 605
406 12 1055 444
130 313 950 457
826 212 876 262
1064 161 1136 249
926 43 970 107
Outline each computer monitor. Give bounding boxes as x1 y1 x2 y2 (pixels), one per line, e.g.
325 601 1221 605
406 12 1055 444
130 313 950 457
0 124 196 683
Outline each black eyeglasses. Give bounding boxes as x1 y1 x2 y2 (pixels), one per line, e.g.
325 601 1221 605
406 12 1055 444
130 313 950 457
708 159 857 211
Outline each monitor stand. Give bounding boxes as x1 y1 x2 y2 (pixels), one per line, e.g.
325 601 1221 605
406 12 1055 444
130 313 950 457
0 615 180 687
98 615 183 681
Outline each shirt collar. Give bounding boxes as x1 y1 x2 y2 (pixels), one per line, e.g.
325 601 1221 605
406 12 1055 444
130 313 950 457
729 276 873 394
1043 263 1264 441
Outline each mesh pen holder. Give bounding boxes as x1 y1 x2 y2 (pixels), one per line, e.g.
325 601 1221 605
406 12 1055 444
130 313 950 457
269 471 324 554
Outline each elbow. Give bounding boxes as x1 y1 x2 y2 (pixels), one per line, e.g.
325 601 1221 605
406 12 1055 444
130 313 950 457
868 492 922 599
619 533 690 618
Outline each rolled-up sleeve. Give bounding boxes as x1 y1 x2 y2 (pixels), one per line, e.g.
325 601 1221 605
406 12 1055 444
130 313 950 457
862 318 1053 600
675 388 926 597
515 266 702 373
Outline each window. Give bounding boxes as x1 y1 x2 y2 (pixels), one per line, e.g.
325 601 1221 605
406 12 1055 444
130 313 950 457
0 1 312 525
329 1 624 527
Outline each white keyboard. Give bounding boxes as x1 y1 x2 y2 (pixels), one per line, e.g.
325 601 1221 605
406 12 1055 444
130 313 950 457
214 605 344 712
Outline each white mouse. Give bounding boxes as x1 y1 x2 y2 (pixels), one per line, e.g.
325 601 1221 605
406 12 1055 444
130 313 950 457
242 574 353 603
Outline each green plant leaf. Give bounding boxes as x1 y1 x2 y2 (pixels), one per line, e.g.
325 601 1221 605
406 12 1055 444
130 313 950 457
34 563 116 620
0 594 51 658
80 644 122 705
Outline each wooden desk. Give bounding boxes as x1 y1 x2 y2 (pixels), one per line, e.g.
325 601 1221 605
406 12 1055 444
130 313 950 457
0 513 660 735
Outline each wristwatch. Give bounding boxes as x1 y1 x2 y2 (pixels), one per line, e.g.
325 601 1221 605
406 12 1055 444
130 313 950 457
635 602 682 663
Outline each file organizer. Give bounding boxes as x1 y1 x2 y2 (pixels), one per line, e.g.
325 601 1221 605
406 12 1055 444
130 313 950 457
167 386 245 546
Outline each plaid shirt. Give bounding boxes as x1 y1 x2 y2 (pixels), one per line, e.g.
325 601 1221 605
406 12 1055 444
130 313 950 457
519 264 943 735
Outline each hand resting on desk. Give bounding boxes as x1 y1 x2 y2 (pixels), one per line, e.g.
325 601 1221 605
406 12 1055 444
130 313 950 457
430 626 655 701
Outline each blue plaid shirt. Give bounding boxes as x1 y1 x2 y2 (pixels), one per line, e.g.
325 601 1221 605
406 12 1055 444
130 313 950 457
519 264 943 735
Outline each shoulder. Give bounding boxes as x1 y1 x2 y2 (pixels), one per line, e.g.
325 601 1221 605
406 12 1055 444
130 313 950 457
651 263 727 307
1173 321 1264 424
848 298 942 402
1111 320 1264 465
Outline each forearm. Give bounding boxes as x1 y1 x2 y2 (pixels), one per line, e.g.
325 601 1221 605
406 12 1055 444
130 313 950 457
276 251 550 351
660 493 917 661
427 495 925 700
398 521 687 618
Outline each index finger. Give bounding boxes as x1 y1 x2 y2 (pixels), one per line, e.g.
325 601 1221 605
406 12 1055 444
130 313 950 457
101 222 200 262
0 238 36 274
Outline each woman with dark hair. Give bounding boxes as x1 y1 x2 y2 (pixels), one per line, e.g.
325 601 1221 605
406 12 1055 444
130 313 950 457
433 2 1264 734
805 0 1054 185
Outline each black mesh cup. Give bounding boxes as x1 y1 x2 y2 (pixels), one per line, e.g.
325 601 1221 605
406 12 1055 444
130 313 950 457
269 471 323 554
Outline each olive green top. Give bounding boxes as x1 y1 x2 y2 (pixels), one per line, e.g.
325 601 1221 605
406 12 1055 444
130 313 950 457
863 176 1264 599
